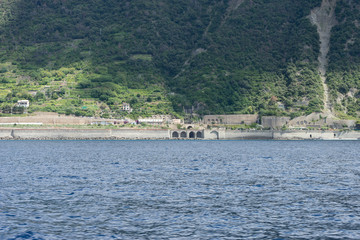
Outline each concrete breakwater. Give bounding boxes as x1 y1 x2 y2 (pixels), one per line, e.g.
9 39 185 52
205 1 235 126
0 128 359 140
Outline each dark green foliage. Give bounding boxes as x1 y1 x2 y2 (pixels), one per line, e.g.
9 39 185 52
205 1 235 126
0 0 358 118
12 106 24 114
324 0 360 117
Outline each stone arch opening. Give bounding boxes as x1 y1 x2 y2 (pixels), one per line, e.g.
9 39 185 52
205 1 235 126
172 131 179 138
187 126 193 129
180 131 187 138
196 131 202 138
189 131 195 138
210 131 219 140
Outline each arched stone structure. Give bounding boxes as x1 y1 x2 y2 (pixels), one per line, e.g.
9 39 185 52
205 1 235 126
210 131 219 140
171 130 204 139
180 131 187 138
189 131 195 138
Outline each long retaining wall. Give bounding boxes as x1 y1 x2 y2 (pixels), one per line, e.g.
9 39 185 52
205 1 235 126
0 129 13 138
222 130 360 140
0 128 170 140
223 130 273 140
0 128 359 140
111 129 169 139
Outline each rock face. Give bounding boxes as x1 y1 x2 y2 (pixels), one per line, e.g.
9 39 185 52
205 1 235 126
310 0 337 115
310 0 337 75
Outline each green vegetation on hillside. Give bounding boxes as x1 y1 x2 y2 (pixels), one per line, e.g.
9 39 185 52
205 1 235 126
327 0 360 118
0 0 359 119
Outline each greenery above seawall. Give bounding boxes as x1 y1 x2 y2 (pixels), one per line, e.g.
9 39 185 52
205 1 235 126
0 0 359 120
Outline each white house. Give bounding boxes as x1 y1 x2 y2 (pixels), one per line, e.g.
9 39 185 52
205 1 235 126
172 119 182 124
138 118 164 125
17 100 30 108
122 102 132 113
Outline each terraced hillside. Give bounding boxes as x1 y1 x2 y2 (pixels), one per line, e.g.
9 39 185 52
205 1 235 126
0 0 359 120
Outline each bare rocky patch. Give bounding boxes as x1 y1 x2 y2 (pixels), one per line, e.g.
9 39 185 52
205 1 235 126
310 0 337 116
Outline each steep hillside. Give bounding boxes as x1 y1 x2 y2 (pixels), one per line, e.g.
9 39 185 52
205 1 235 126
327 0 360 118
0 0 359 119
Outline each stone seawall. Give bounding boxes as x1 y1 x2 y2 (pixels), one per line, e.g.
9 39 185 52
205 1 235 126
0 129 13 138
0 128 359 140
273 130 335 140
223 130 273 139
111 129 169 139
0 128 170 140
223 130 360 140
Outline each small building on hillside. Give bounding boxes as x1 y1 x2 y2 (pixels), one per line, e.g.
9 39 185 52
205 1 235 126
138 118 163 125
172 119 182 125
138 115 172 125
277 102 285 110
121 102 132 113
91 121 113 126
17 100 30 108
203 114 258 125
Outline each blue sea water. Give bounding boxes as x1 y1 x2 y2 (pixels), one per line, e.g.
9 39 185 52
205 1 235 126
0 140 360 239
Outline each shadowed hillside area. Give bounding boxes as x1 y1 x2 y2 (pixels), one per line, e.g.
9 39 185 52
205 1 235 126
0 0 359 119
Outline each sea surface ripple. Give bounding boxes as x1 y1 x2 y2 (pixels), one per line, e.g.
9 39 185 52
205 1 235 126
1 140 360 239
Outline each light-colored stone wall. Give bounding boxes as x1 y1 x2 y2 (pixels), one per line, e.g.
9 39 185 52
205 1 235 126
1 128 169 139
224 130 273 139
273 130 336 140
0 127 359 140
111 129 169 139
261 116 290 129
11 129 112 139
336 131 360 140
0 112 116 125
0 129 12 138
203 114 258 125
204 129 226 139
222 129 360 140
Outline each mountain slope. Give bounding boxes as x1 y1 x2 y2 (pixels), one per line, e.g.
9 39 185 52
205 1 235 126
0 0 359 119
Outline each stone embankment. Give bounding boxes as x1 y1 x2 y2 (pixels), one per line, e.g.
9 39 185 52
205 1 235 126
0 128 359 140
226 130 360 140
0 128 170 140
0 112 119 125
